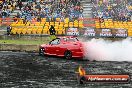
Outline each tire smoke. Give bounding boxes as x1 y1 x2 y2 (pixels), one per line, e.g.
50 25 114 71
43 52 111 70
84 38 132 61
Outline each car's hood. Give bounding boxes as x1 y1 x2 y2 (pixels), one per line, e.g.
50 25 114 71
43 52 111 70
40 44 47 47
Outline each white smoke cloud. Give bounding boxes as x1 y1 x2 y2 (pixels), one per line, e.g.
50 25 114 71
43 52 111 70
84 38 132 61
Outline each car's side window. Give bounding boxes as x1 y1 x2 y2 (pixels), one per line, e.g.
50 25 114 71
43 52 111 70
63 38 79 42
50 39 60 45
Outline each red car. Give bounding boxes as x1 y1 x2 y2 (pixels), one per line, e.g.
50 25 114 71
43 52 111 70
39 36 84 59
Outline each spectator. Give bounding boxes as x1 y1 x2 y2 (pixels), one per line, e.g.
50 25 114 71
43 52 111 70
49 25 56 35
0 0 83 22
7 25 12 35
49 25 56 40
92 0 131 21
2 10 7 18
18 1 23 10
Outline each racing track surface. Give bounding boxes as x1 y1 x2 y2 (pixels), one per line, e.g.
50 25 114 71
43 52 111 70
0 51 132 88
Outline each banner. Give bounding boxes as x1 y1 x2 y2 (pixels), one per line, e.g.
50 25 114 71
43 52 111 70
84 28 96 37
115 29 128 37
66 28 128 38
99 29 112 37
67 28 79 35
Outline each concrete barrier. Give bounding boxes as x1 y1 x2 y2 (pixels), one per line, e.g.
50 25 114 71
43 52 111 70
0 44 40 52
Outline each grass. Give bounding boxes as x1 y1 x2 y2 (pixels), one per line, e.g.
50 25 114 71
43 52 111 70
0 39 50 45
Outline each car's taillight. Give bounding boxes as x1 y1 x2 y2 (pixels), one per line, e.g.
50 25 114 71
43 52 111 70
74 43 78 45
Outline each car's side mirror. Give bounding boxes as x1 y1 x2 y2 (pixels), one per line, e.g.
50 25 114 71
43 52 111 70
49 42 53 45
49 42 51 45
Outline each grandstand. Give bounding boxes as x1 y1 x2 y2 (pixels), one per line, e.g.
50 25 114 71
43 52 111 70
93 0 132 36
0 0 132 36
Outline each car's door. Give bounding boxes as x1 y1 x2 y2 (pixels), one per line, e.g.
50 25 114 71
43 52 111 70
48 39 60 55
44 44 52 54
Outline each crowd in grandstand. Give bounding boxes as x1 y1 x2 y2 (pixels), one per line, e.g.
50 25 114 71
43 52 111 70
92 0 132 21
0 0 83 22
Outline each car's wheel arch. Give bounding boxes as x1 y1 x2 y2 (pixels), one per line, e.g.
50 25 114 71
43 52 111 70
64 48 72 54
64 49 72 59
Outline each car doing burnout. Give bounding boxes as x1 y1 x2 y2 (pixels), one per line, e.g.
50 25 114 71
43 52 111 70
39 36 84 59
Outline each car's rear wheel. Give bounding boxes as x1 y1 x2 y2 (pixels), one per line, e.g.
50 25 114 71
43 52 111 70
39 48 45 56
64 50 72 59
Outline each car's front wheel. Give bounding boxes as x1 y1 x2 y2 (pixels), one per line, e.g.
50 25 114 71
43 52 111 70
39 48 45 56
64 50 72 59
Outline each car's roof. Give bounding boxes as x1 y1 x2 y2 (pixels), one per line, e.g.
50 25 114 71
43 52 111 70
55 36 79 42
57 36 77 39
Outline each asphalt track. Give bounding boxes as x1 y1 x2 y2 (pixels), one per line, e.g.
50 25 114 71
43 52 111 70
0 51 132 88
